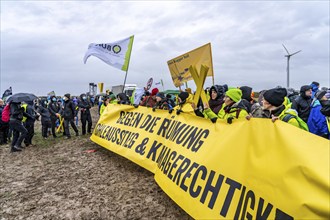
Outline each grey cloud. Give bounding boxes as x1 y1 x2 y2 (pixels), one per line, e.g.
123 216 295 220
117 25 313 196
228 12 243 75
1 1 329 96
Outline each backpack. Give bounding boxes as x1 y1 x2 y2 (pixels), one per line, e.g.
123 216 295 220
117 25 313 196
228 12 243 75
1 104 10 123
282 114 309 131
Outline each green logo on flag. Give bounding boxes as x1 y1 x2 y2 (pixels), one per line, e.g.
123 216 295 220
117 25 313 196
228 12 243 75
113 45 121 54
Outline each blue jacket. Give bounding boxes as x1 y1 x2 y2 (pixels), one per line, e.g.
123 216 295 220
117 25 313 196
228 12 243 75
307 100 329 137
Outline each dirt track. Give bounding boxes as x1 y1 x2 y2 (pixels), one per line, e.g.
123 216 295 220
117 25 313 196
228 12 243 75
0 107 191 220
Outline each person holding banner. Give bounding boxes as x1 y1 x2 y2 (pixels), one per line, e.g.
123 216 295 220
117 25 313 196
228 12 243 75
140 88 158 107
153 92 171 110
251 87 308 130
117 93 130 105
203 88 249 123
175 91 195 115
99 97 109 115
193 85 225 118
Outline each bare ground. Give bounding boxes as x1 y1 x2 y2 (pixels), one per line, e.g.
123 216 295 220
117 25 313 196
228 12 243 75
0 107 192 220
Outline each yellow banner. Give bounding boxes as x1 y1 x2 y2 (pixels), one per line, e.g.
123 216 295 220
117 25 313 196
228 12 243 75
91 104 329 219
167 43 213 87
98 82 104 93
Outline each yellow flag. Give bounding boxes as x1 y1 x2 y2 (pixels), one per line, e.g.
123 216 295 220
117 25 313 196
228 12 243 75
167 43 213 87
98 83 104 93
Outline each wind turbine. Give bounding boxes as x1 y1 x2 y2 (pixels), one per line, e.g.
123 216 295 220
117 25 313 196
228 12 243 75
282 44 302 88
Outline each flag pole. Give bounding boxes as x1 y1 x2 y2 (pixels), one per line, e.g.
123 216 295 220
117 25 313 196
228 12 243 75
122 35 134 93
209 43 215 86
122 71 129 93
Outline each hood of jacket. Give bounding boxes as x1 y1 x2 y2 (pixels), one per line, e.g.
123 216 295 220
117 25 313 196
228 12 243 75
209 85 225 100
300 85 312 99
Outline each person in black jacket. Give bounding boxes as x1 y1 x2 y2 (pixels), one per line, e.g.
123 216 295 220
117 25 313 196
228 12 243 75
48 96 61 138
37 99 52 139
78 93 92 135
23 101 38 146
9 101 33 152
117 93 130 104
60 94 79 139
292 85 312 123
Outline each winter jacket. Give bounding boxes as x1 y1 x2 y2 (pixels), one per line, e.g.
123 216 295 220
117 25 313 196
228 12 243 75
99 103 107 115
48 101 60 118
174 93 195 115
24 104 37 124
276 105 308 130
38 105 51 122
117 93 130 105
61 100 76 120
10 102 33 122
204 100 249 120
0 105 4 124
208 85 225 115
292 92 312 123
140 95 157 107
307 100 329 137
78 98 92 115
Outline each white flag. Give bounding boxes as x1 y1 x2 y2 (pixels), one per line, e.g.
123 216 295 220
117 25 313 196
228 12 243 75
133 87 145 105
84 35 134 71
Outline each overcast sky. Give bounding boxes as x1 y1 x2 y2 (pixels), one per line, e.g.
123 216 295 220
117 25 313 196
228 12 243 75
1 1 329 96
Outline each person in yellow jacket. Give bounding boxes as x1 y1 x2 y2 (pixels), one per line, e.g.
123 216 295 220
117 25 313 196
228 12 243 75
174 91 195 115
203 88 249 123
99 97 109 115
255 87 308 130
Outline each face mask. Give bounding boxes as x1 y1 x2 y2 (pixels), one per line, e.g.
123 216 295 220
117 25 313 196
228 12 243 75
52 98 57 102
63 97 68 101
82 96 87 100
320 100 330 117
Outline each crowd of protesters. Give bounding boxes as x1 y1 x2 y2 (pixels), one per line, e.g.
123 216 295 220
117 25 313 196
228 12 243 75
96 81 330 139
1 81 329 152
0 93 94 152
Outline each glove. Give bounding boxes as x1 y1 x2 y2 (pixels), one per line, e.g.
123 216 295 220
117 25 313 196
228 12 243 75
227 117 234 124
210 117 217 123
176 109 183 115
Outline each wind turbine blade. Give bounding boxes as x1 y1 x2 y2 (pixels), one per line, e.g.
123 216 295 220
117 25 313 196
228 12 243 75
291 50 302 56
282 44 290 55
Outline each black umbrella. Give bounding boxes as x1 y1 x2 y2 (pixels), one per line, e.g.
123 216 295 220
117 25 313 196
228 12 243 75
6 93 38 103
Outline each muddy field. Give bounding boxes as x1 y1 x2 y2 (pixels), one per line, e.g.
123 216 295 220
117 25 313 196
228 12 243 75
0 107 192 220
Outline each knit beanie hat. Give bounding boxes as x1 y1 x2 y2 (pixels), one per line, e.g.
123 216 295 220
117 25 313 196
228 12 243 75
151 88 159 96
109 94 116 100
178 92 189 102
225 88 242 103
263 88 287 107
315 90 326 100
156 92 165 99
64 93 70 99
